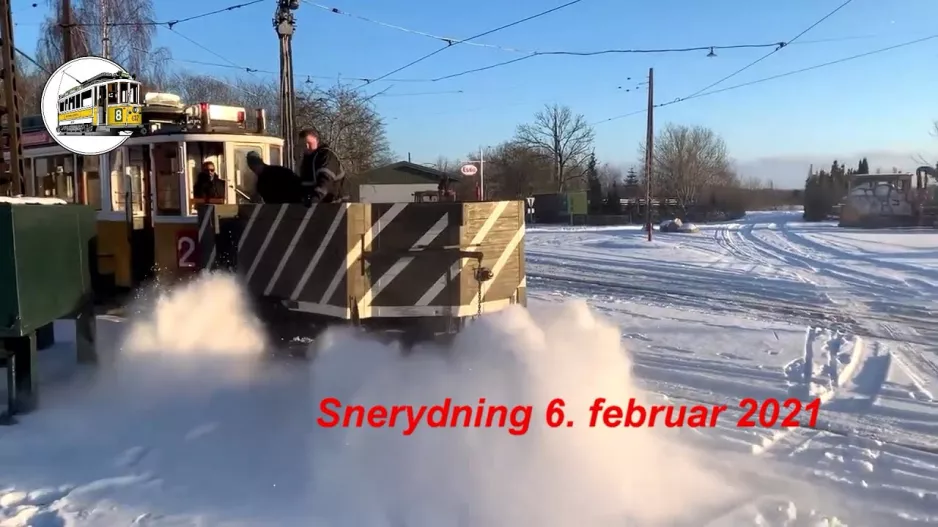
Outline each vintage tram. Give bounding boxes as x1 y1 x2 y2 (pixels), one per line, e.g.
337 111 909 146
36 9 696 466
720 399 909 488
12 92 281 298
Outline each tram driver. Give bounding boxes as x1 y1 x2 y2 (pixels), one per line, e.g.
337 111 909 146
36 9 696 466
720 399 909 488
192 161 226 202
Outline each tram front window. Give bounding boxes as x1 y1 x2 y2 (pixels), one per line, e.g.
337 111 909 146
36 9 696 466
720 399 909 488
109 147 144 214
154 143 181 215
187 141 226 212
233 145 262 202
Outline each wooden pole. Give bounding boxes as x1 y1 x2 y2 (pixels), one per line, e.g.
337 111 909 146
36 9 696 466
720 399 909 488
644 67 654 242
62 0 73 62
0 0 24 196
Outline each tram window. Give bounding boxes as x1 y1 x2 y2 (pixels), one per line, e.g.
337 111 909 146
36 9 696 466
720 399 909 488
81 90 92 108
107 84 117 104
109 148 125 211
270 145 281 166
23 158 33 196
130 84 139 104
59 101 65 112
154 143 181 215
119 82 128 103
81 155 101 210
233 145 262 200
34 154 76 202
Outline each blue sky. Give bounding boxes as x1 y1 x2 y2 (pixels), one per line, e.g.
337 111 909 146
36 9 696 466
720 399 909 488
12 0 938 186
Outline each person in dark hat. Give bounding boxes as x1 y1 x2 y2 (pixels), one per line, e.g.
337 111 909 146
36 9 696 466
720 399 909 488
298 127 346 205
246 151 302 204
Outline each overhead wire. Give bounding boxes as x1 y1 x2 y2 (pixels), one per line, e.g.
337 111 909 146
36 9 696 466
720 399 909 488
675 0 855 102
302 0 885 55
590 32 938 126
428 42 785 82
61 0 265 28
354 0 585 87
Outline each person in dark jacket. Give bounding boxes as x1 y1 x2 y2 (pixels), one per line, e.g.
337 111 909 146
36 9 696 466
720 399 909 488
299 127 346 205
438 175 456 201
246 151 302 204
192 161 226 201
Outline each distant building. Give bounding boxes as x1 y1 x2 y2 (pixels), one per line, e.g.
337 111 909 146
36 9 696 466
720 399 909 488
351 161 460 203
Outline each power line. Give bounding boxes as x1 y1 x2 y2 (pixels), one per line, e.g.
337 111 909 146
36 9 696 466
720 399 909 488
429 42 785 82
61 0 264 28
303 0 884 56
678 0 855 101
591 33 938 126
356 0 585 87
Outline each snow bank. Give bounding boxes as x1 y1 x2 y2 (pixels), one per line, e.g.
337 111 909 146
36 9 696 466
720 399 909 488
308 300 739 525
0 196 68 205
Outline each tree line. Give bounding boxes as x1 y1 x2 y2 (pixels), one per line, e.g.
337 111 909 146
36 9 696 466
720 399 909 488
4 0 800 215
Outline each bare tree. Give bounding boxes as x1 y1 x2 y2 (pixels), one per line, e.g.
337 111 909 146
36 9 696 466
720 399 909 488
37 0 171 83
514 104 595 192
642 123 733 213
468 141 554 199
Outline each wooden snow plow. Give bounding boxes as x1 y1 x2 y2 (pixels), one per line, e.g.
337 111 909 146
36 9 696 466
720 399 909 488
195 201 527 347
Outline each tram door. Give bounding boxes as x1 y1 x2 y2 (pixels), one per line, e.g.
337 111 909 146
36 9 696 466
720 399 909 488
126 144 155 284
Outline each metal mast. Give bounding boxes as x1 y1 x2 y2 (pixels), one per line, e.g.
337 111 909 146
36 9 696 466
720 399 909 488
0 0 25 196
274 0 299 171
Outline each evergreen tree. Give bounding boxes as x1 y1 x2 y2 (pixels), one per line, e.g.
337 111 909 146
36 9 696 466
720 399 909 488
625 167 639 187
859 157 869 174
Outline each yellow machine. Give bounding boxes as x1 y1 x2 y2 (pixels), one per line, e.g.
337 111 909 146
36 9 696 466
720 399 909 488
14 93 281 296
56 71 143 136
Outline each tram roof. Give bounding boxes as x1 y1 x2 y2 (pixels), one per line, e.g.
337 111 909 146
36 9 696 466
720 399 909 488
60 72 137 98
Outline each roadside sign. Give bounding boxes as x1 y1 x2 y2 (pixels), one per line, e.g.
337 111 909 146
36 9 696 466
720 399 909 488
460 164 478 176
526 196 535 207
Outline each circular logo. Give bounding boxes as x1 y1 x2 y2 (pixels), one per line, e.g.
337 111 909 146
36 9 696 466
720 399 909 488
460 164 478 176
40 56 143 156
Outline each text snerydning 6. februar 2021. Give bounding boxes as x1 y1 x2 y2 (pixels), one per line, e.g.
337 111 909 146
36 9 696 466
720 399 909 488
316 397 822 436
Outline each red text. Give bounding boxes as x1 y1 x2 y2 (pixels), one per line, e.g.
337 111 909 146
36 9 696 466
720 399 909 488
317 397 533 436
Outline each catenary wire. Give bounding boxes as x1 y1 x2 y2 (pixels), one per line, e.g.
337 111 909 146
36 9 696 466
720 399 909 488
590 32 938 126
678 0 855 101
61 0 265 28
355 0 586 87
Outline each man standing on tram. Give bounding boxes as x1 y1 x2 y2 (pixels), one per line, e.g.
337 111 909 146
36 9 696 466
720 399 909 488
298 127 346 204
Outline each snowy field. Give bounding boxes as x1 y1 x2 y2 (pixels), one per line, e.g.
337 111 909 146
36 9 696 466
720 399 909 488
0 210 936 525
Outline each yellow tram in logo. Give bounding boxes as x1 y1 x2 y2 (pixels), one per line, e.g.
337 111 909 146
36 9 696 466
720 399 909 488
12 93 280 297
56 71 144 136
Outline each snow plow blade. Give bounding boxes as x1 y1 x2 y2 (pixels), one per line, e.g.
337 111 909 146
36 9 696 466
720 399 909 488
195 201 527 350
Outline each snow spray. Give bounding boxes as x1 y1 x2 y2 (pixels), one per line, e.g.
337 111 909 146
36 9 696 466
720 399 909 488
307 300 741 526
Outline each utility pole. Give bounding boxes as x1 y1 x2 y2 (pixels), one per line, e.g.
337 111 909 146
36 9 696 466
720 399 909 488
478 146 485 200
100 0 109 58
0 0 24 196
274 0 299 171
62 0 73 62
644 67 654 242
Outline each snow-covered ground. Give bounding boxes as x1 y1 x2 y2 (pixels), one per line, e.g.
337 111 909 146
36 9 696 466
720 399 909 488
0 210 936 525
